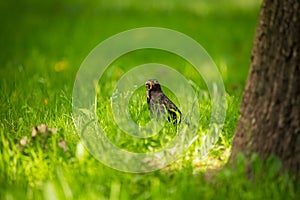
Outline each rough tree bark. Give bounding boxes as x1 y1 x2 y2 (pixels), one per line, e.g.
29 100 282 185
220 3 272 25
230 0 300 175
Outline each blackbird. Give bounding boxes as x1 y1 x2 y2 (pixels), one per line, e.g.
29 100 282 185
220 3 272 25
145 79 181 124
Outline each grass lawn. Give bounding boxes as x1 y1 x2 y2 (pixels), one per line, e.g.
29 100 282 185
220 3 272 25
0 0 299 199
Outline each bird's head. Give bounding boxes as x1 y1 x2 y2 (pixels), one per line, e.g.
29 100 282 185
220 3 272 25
145 79 162 99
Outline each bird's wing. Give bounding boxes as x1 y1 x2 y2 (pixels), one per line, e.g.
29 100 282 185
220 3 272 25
161 96 182 123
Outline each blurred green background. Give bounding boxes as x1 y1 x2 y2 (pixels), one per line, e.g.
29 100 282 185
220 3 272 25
0 0 259 92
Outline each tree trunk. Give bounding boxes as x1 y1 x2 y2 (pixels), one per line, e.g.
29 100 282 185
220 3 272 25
230 0 300 175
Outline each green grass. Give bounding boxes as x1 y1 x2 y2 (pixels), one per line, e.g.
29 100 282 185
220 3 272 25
1 0 299 199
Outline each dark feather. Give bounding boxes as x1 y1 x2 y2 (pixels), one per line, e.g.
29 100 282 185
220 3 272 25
145 79 181 124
